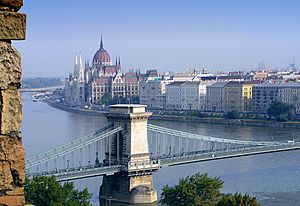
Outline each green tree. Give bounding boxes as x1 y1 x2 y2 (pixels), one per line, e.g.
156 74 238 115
224 111 239 119
100 92 112 105
187 110 199 117
112 95 120 104
160 173 224 206
267 101 294 121
217 193 260 206
25 176 92 206
130 95 140 104
160 173 260 206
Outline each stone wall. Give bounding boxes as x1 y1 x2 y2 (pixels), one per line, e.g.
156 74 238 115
0 0 26 205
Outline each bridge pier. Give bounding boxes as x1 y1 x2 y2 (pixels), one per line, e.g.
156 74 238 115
100 104 158 204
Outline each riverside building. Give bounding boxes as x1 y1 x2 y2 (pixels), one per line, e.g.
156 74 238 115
206 82 228 112
64 37 140 105
166 81 210 111
139 78 173 109
252 83 300 114
223 81 258 113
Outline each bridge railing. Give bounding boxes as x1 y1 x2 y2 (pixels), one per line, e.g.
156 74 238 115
127 159 160 172
158 142 300 167
26 124 125 170
148 124 280 146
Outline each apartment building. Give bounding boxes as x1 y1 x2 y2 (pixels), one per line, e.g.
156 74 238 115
139 78 173 109
252 83 300 114
206 82 228 112
166 82 185 110
181 82 209 111
223 81 258 112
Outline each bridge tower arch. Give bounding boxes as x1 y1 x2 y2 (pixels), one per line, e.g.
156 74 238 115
100 104 158 204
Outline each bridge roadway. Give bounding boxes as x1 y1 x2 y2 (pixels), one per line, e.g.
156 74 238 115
28 142 300 182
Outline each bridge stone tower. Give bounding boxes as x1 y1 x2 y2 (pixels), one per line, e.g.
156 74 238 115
100 104 158 204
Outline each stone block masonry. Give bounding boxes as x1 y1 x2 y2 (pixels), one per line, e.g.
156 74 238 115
100 105 157 204
0 11 26 40
0 0 26 205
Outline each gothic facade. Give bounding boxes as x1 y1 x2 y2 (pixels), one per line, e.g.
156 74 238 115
64 37 140 105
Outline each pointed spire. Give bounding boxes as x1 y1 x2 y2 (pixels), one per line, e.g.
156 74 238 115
118 56 121 67
115 57 118 66
85 59 89 68
75 53 78 65
74 52 79 79
78 52 84 82
100 35 103 49
79 52 82 65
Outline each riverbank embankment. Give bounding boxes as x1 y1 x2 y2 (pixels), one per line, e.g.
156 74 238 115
150 115 300 129
46 101 105 116
47 101 300 129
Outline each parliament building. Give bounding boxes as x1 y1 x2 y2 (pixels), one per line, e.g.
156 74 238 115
64 37 140 105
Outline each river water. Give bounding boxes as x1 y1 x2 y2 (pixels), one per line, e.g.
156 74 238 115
21 93 300 206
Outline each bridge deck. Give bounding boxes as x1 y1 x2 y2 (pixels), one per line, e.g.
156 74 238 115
27 143 300 181
158 142 300 167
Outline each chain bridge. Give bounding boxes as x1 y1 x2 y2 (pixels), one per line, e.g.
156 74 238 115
26 104 300 204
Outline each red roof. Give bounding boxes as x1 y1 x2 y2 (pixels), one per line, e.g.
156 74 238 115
93 48 111 64
94 77 110 84
104 67 118 76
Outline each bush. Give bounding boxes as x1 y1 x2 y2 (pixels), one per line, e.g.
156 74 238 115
198 112 209 118
25 176 92 206
160 173 223 206
218 193 260 206
267 101 295 121
160 173 260 206
224 111 239 119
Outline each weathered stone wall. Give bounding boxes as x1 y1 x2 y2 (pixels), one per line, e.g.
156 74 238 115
0 0 25 205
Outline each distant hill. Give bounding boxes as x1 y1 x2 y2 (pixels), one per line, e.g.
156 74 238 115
22 77 64 89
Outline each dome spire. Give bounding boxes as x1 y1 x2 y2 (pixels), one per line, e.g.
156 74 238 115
100 35 103 49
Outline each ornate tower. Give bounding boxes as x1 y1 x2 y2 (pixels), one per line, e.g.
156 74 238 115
100 105 158 204
73 53 79 79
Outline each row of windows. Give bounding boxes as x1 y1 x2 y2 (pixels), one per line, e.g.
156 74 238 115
93 86 138 92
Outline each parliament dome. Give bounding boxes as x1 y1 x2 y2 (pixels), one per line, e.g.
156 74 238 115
92 37 111 65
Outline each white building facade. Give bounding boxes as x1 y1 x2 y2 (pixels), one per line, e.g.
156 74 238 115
206 82 228 112
165 81 211 111
139 79 173 109
181 82 209 111
166 82 184 110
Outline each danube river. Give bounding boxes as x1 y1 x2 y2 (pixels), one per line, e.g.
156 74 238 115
22 94 300 206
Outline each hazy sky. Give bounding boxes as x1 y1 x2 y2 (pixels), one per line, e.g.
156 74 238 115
14 0 300 77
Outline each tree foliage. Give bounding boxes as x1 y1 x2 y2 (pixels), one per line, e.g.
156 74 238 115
160 173 260 206
100 92 112 105
267 101 294 121
224 111 240 119
130 95 140 104
25 176 92 206
100 93 140 105
160 173 223 206
217 193 260 206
